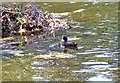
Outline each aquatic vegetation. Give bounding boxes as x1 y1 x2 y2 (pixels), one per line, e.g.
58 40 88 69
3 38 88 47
1 3 72 38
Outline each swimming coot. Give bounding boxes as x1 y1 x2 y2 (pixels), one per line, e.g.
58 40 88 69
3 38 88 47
62 36 77 48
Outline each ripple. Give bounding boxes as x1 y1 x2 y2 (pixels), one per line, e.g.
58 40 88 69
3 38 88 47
69 2 76 4
77 46 84 50
89 45 104 51
68 37 81 41
0 40 4 44
49 43 59 48
100 71 112 76
84 4 88 6
105 3 109 6
109 40 118 44
33 51 76 59
44 3 48 5
93 39 103 43
76 51 106 55
31 61 50 66
101 20 110 23
91 47 102 51
108 68 118 71
2 50 24 54
73 9 85 13
82 61 108 65
31 60 60 66
83 31 97 35
94 54 112 58
51 12 70 18
32 67 44 70
36 49 47 53
96 13 101 17
92 1 98 5
32 76 44 81
90 65 111 70
98 25 104 28
72 69 95 73
102 32 109 35
88 74 112 81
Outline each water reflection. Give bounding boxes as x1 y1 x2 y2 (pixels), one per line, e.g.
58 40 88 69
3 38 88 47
88 74 112 81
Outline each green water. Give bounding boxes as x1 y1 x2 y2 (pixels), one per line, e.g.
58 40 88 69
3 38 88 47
1 2 119 81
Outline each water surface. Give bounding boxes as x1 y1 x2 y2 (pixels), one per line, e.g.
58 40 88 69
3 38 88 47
1 2 119 81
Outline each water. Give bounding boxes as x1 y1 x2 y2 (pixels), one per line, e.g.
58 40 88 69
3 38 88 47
1 2 119 81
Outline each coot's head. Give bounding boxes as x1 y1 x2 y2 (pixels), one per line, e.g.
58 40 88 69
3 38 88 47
63 36 68 42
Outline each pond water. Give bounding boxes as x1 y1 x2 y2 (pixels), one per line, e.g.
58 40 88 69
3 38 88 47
1 2 119 81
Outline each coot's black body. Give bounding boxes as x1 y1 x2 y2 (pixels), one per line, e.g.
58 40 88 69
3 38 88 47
62 36 77 48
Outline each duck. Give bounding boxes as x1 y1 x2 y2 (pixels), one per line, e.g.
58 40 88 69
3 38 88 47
62 36 77 48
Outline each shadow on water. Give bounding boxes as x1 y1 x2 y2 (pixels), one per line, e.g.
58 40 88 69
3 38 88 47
1 2 119 81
